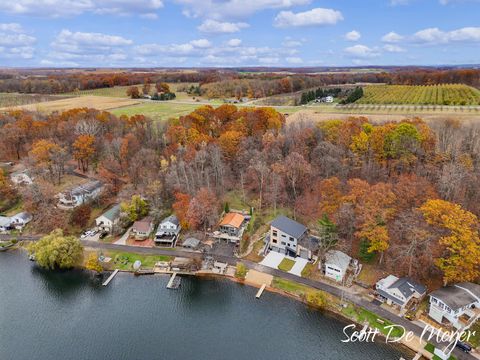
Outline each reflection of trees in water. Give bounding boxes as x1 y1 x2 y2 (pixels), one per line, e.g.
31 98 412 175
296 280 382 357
30 264 103 299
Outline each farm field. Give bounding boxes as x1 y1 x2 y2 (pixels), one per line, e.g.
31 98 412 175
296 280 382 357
111 101 202 121
5 96 141 112
64 82 200 101
0 93 70 108
357 84 480 105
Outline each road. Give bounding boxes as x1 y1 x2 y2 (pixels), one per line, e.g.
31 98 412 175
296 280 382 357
1 235 474 359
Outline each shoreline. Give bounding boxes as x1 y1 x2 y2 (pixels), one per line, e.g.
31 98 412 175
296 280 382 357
8 246 428 359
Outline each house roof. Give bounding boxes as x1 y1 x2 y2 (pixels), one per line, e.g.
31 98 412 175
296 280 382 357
133 217 153 233
271 215 307 239
100 205 121 221
0 216 11 227
12 212 32 223
431 282 480 310
219 213 245 229
70 180 103 196
183 237 200 248
325 250 351 272
391 277 426 298
161 215 179 226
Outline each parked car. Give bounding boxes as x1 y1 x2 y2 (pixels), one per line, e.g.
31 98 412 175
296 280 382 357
99 231 108 239
456 341 472 353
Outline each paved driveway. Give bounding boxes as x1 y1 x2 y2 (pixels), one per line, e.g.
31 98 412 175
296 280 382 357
289 258 308 276
114 227 131 245
259 251 285 269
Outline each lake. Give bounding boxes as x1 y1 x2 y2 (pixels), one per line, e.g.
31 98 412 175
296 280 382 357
0 251 413 360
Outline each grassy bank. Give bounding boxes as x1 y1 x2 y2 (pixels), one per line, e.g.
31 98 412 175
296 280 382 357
86 249 172 271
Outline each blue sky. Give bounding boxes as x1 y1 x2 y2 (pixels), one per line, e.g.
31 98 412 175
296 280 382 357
0 0 479 67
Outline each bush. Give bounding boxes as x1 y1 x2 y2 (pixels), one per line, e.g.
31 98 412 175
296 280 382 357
235 263 247 279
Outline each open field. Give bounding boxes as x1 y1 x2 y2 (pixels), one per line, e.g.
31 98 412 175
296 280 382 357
64 82 200 100
357 84 480 105
0 93 70 108
4 96 141 112
111 101 202 121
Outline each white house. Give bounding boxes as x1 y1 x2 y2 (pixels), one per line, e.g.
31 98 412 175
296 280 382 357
58 180 103 208
10 212 33 230
0 216 12 232
323 250 352 282
95 204 121 233
155 215 181 247
268 215 308 258
428 282 480 329
376 275 426 309
10 170 33 186
325 96 334 103
132 217 154 240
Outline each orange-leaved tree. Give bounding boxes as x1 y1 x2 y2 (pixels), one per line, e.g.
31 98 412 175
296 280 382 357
73 134 95 172
420 199 480 285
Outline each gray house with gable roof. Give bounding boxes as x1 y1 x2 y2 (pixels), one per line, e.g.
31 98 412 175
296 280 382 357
376 275 426 309
429 282 480 329
95 204 121 233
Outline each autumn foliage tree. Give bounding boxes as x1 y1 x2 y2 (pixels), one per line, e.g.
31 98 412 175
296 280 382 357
126 86 141 99
73 134 96 172
186 187 218 231
172 192 191 229
420 199 480 285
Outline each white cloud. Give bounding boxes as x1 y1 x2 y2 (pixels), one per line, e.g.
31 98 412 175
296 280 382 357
177 0 310 20
382 31 404 43
413 27 480 44
286 57 303 64
282 37 305 47
198 19 249 33
226 38 242 47
274 8 343 28
0 0 164 17
383 44 406 52
0 23 36 60
344 44 380 58
46 29 132 65
390 0 410 5
345 30 361 41
0 23 24 33
190 39 212 48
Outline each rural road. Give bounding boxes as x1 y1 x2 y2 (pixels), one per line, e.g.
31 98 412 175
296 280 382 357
1 235 474 360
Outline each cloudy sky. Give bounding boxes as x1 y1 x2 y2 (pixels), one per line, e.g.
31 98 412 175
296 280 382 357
0 0 479 67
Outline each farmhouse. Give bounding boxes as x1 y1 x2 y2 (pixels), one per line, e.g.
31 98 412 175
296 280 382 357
323 250 352 282
376 275 426 309
58 180 103 208
132 217 154 240
155 215 181 247
428 282 480 330
267 215 308 258
95 204 121 233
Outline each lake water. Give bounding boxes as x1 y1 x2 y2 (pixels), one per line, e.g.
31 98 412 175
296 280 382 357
0 251 413 360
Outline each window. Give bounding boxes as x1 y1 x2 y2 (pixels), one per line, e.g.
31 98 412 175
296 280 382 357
281 234 286 238
272 239 277 244
289 237 294 241
281 242 286 246
273 230 277 236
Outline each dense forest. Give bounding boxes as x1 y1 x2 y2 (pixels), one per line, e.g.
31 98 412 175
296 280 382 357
1 106 480 286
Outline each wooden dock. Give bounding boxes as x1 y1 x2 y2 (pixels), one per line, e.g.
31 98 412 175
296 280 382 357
102 269 119 286
256 284 267 298
166 272 181 289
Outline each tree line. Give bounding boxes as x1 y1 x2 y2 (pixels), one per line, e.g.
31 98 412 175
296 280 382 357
1 106 480 286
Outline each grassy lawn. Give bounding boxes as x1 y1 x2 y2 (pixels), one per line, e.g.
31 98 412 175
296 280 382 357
278 258 295 272
301 262 316 277
111 102 201 121
467 321 480 348
272 277 338 309
424 343 457 360
93 250 172 271
356 263 387 286
342 304 404 338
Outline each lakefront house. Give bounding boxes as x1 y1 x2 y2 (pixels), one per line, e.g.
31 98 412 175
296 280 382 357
428 282 480 329
267 215 309 258
95 204 121 233
376 275 426 309
155 215 181 247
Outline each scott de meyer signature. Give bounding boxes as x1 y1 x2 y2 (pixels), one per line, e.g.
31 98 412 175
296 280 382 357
342 323 476 355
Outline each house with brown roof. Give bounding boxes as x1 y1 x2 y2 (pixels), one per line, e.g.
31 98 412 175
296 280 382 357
132 217 154 240
214 212 247 244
